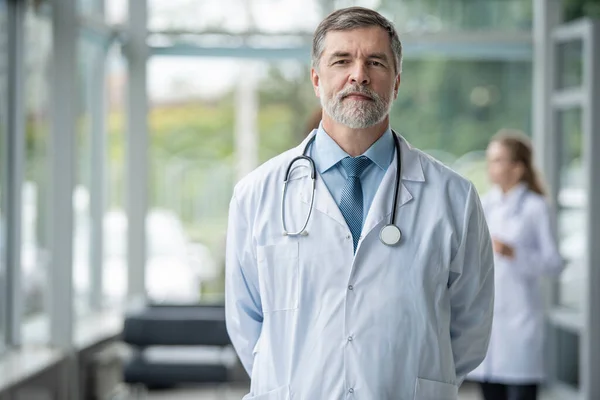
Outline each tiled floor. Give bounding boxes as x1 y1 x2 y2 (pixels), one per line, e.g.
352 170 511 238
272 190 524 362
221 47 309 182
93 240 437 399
145 382 483 399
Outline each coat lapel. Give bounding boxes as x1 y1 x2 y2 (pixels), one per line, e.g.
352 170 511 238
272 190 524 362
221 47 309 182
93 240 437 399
295 132 427 237
361 136 425 240
294 133 348 229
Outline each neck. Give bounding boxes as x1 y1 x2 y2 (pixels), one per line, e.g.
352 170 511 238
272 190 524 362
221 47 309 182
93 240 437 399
321 115 389 157
500 181 521 194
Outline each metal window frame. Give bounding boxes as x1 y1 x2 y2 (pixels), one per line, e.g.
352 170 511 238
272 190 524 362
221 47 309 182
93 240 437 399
78 0 112 313
581 19 600 400
87 46 107 311
48 0 77 349
0 0 6 354
148 31 533 61
543 16 600 400
124 0 148 303
75 5 122 312
5 0 26 349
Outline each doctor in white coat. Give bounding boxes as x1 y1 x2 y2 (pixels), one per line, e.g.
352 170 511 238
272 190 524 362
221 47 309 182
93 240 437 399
468 130 564 400
226 7 494 400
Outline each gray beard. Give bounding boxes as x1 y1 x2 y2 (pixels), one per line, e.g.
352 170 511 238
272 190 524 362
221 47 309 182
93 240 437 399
320 85 393 129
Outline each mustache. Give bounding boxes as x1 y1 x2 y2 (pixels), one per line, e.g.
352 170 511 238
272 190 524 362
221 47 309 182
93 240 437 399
337 85 377 101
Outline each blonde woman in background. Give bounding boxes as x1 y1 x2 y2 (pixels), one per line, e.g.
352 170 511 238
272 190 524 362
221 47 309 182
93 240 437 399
468 130 564 400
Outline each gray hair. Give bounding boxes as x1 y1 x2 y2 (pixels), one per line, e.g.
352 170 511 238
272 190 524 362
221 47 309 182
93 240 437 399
312 7 403 74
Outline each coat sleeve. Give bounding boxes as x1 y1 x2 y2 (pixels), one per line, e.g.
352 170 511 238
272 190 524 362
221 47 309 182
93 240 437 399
225 192 263 376
448 183 495 385
502 200 565 277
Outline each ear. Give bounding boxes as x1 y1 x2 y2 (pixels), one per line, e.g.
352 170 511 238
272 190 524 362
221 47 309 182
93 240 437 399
393 74 401 99
311 68 321 98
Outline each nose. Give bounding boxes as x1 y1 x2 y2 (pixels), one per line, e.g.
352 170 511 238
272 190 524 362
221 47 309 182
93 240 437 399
349 63 370 86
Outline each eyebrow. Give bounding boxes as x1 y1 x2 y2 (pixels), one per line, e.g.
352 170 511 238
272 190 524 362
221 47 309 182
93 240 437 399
327 51 390 62
367 53 390 62
328 51 351 61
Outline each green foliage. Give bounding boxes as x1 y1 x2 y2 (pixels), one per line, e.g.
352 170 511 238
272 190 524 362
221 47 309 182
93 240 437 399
391 58 531 156
377 0 533 31
564 0 600 21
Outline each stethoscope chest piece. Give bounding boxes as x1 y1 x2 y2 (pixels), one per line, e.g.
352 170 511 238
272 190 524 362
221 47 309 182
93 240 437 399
379 224 402 246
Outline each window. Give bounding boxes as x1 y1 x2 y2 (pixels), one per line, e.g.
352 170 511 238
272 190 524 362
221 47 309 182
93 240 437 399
147 57 237 304
149 0 531 34
105 0 127 25
22 2 52 341
557 40 583 90
257 60 320 163
73 37 97 317
256 58 532 195
103 44 127 308
149 0 323 33
376 0 532 32
390 59 532 194
78 0 102 16
556 108 585 311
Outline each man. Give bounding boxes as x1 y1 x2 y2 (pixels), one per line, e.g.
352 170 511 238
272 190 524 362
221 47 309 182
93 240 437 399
226 7 494 400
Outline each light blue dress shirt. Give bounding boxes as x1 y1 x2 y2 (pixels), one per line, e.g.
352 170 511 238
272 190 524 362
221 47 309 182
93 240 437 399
309 123 395 222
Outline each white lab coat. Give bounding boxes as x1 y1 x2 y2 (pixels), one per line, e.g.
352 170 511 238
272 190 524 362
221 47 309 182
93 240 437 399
226 132 494 400
468 184 564 384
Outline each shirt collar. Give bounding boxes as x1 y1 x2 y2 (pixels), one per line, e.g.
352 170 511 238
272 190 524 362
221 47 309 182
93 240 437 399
488 182 529 206
313 122 395 174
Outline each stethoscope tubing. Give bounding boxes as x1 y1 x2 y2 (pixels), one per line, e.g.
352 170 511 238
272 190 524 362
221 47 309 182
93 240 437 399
282 130 402 242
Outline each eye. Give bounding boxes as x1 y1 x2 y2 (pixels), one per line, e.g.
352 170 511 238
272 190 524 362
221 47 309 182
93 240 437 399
368 61 384 67
333 60 349 65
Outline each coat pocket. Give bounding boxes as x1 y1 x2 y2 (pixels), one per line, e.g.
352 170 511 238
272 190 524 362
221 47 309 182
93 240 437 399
256 242 299 312
242 384 290 400
414 377 458 400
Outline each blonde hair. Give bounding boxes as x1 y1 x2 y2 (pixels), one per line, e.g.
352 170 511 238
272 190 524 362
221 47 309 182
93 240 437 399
491 129 546 196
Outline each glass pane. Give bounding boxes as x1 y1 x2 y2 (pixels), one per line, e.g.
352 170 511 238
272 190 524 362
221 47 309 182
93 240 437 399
258 60 320 163
105 0 126 25
149 0 324 33
73 37 97 317
148 57 237 304
258 58 532 196
0 0 8 350
386 0 533 32
553 326 580 390
149 0 532 33
103 45 127 308
392 59 532 195
78 0 102 16
22 2 52 342
557 108 585 310
557 40 583 90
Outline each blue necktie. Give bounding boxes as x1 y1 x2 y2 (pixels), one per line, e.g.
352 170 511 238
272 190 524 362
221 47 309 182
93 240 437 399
339 156 372 252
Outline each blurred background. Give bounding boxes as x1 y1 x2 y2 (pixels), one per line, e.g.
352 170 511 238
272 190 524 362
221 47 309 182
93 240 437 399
0 0 599 399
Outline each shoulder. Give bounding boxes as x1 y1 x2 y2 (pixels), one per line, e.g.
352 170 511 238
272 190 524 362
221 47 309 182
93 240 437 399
480 187 500 210
407 144 476 200
232 146 301 206
522 190 550 215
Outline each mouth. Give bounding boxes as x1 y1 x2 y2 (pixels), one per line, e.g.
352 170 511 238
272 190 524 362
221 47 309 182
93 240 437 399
343 93 373 101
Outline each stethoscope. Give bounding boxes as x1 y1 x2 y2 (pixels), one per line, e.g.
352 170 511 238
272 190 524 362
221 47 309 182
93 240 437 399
281 131 403 246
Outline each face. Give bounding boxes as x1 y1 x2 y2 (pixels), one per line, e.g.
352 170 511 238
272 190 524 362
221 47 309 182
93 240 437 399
486 141 523 188
311 27 400 129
